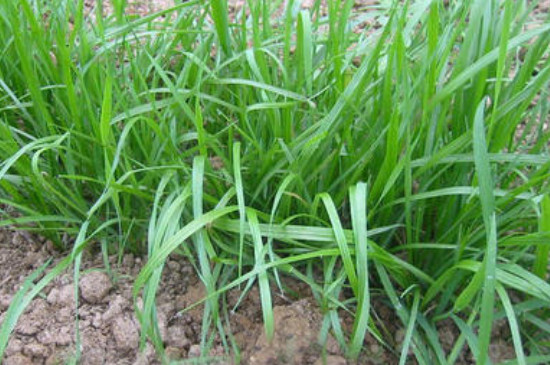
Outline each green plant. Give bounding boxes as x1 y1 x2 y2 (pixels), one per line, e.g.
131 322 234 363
1 0 549 363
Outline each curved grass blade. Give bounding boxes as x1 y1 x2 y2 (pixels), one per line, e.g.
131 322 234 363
399 288 420 365
247 209 274 341
320 193 358 292
495 284 527 365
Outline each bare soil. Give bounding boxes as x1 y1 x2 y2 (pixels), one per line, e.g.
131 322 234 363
0 228 519 364
0 228 355 365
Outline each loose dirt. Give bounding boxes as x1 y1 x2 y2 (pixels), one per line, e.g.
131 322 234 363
0 227 519 364
0 228 350 364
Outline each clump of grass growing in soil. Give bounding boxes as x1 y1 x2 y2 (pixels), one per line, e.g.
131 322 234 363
1 0 550 363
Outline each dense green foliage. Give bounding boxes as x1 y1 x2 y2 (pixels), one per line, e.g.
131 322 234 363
1 0 550 363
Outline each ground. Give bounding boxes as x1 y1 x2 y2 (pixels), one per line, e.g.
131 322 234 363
0 227 518 364
0 227 352 364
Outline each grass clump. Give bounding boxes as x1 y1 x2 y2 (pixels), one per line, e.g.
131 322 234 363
1 0 550 363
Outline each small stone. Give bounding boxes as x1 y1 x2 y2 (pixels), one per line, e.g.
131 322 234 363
112 315 139 352
188 344 201 358
79 271 112 304
4 354 33 365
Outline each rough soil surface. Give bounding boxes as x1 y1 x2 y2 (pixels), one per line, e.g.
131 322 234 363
0 228 351 365
0 228 520 364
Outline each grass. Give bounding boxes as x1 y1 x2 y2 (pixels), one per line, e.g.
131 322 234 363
0 0 550 363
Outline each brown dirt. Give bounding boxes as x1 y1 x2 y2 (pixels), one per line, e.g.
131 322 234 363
0 227 521 365
0 228 354 364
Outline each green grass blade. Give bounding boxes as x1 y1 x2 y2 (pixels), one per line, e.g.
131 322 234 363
320 193 358 292
533 195 550 278
210 0 232 56
399 288 420 365
233 142 246 281
495 284 527 365
348 182 370 359
473 99 497 365
247 209 274 341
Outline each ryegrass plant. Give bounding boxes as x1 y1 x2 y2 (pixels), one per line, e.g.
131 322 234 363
1 0 550 363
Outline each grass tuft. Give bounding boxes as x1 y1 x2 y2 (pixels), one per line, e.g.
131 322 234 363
1 0 550 363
